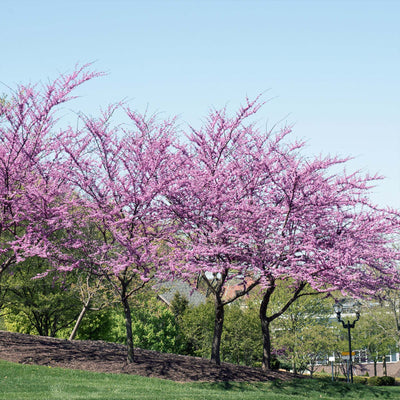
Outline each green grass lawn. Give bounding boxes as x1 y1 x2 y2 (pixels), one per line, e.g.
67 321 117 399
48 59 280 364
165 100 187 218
0 360 399 400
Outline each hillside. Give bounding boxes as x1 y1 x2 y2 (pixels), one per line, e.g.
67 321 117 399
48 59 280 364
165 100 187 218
0 330 300 383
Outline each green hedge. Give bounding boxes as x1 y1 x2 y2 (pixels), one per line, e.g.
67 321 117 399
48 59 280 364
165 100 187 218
367 376 396 386
353 376 368 385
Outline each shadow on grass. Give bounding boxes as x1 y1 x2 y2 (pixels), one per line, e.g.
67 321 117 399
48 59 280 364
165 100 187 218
193 377 396 399
192 381 268 392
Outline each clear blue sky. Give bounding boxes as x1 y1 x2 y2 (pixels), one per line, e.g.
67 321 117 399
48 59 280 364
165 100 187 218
2 0 399 208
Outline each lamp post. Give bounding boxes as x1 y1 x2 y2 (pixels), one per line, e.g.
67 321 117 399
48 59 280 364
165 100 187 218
333 300 361 383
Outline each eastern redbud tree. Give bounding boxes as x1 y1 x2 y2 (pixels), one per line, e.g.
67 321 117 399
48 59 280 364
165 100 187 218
57 105 179 362
2 65 399 370
249 149 400 369
0 65 100 303
163 98 284 365
164 97 400 368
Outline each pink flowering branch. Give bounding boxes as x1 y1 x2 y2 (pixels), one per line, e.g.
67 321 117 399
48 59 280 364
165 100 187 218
0 65 101 282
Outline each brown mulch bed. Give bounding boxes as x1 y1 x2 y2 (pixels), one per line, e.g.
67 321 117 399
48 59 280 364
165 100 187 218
0 330 300 383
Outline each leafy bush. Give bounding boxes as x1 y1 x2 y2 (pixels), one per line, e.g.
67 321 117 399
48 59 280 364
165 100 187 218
366 376 378 386
131 300 188 354
367 376 396 386
179 299 214 358
75 309 126 343
381 376 396 386
353 376 368 384
270 355 281 370
277 360 291 371
2 258 83 338
220 300 263 367
180 297 265 366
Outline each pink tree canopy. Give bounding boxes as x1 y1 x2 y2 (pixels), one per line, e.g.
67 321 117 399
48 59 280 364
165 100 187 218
0 65 100 280
2 65 399 368
163 97 306 364
56 104 179 361
249 151 400 295
163 96 400 366
231 106 400 369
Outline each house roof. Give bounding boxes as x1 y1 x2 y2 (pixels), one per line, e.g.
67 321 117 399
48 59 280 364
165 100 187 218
156 280 206 308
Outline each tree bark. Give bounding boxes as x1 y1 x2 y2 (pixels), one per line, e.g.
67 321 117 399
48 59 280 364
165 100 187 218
383 356 387 376
122 295 135 363
211 298 224 365
69 300 90 341
202 269 259 366
260 315 273 370
259 280 309 370
259 283 275 370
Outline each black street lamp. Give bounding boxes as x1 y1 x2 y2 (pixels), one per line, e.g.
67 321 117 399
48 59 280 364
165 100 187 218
333 300 361 383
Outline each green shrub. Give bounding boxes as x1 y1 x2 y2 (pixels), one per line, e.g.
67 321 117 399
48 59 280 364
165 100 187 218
379 376 396 386
367 376 379 386
353 376 367 384
76 309 125 343
270 355 281 370
367 376 396 386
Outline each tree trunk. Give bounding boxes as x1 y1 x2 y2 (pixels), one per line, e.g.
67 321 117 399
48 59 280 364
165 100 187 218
383 356 387 376
259 286 275 370
258 280 308 371
69 300 90 341
374 360 377 376
122 296 135 363
260 315 273 370
211 298 224 365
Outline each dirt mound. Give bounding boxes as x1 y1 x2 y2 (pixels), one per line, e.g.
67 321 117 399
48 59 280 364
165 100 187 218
0 330 299 382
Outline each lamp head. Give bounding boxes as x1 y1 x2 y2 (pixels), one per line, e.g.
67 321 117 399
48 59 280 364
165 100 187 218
333 302 343 315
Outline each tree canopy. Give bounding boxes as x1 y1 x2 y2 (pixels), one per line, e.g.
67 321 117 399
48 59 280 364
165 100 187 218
1 65 400 367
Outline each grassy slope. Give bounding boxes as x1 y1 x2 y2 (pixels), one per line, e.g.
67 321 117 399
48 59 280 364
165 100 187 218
0 360 399 400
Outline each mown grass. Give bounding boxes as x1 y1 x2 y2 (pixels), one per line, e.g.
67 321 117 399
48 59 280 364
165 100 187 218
0 360 399 400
